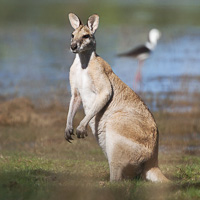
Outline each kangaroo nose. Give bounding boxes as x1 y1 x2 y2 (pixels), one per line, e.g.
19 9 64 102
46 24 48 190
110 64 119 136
71 43 77 51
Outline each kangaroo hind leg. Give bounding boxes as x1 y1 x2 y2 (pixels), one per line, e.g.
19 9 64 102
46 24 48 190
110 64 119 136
106 127 147 181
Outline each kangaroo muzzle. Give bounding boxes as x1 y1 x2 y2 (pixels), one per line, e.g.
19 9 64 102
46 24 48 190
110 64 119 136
71 43 77 51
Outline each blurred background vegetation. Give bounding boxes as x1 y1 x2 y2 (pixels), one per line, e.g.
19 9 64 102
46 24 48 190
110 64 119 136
1 0 200 26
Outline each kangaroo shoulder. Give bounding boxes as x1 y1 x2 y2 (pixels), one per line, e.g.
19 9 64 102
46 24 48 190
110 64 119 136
89 55 112 77
97 56 113 74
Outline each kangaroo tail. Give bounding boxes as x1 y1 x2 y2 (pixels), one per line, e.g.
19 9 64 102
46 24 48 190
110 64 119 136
144 167 170 183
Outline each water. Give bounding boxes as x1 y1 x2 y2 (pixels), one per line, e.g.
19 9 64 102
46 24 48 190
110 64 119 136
114 27 200 91
0 1 200 105
0 27 70 102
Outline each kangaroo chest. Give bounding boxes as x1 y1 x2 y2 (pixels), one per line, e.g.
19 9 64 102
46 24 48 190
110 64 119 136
73 62 96 113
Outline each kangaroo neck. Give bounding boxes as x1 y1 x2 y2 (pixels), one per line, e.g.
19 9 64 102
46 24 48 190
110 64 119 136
76 50 96 69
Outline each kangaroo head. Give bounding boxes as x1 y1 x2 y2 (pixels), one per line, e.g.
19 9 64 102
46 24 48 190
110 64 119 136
68 13 99 53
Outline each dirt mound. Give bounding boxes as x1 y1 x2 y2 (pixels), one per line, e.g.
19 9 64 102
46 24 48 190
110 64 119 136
0 98 36 125
0 98 67 126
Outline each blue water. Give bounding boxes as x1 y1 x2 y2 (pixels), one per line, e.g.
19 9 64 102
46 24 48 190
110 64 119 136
0 27 70 101
0 25 200 103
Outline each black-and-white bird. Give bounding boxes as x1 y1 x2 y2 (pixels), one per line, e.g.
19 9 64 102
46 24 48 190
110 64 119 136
117 29 161 90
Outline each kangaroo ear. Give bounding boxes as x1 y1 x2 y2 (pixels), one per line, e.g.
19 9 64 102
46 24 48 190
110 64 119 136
69 13 82 29
87 14 99 34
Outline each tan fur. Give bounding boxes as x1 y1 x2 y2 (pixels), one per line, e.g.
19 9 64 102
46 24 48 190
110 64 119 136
65 13 169 182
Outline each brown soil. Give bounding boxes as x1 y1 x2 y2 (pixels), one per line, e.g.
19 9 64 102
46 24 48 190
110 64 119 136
0 97 67 127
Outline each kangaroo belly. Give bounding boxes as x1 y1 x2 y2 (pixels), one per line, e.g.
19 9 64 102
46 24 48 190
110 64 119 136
88 115 107 157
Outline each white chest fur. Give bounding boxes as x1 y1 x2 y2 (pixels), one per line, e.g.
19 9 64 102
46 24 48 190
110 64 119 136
72 56 96 114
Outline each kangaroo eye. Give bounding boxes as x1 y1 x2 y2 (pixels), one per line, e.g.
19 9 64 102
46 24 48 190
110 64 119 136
83 34 90 39
71 34 74 38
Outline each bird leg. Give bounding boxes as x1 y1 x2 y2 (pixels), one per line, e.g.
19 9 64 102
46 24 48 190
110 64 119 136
134 60 144 91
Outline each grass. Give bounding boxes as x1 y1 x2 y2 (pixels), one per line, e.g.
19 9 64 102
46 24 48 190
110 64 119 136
0 98 200 200
0 152 199 200
0 125 200 200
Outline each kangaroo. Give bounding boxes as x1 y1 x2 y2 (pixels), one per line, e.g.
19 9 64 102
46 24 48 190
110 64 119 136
65 13 169 182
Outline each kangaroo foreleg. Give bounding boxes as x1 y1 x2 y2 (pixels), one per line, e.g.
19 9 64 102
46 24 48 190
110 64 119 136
76 90 111 138
65 92 81 142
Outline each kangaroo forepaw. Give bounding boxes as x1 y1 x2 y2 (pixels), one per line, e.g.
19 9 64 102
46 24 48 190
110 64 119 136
65 127 74 143
76 126 88 138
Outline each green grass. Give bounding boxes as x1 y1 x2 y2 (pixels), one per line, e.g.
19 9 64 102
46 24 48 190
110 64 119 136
0 125 200 200
0 152 199 200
